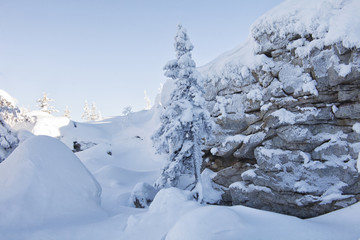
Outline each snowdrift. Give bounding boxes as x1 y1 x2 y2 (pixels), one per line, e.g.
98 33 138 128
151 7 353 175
165 200 360 240
0 135 104 230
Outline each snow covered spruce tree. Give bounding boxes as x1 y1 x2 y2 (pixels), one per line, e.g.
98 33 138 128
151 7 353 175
37 93 57 114
64 106 71 118
90 103 101 121
152 24 213 201
82 100 90 120
82 101 101 121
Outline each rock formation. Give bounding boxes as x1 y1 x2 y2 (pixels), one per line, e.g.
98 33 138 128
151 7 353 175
201 0 360 218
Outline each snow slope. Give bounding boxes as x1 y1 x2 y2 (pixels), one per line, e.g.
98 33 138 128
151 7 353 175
33 109 165 214
0 108 359 240
166 200 360 240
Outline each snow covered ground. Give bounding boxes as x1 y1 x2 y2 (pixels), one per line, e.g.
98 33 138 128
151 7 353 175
0 108 359 240
1 0 360 238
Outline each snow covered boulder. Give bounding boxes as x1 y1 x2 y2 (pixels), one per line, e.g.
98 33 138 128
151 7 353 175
0 135 104 230
130 182 158 208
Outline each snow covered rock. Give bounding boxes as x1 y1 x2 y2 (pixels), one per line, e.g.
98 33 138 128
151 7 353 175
130 182 158 208
0 135 104 230
201 0 360 218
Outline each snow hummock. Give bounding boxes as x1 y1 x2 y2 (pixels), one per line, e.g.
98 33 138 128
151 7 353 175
123 188 199 240
201 168 223 204
166 205 244 240
165 202 360 240
0 135 104 230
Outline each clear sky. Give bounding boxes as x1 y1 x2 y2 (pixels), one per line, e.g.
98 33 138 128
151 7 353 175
0 0 284 121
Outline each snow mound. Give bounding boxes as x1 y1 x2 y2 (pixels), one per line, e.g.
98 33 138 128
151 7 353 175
0 135 104 230
166 202 360 240
166 206 243 240
123 188 198 239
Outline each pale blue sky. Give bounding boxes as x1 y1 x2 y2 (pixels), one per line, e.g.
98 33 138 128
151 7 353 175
0 0 283 121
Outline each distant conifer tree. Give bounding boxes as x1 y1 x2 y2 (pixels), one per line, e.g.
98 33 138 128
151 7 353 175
64 106 71 118
37 93 58 114
82 100 90 120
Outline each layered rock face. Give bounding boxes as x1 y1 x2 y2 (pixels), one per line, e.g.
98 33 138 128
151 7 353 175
201 0 360 218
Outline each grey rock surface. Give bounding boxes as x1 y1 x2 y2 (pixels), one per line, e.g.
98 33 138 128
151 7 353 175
200 24 360 218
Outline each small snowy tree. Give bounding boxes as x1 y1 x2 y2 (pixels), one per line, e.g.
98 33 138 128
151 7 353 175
122 106 132 116
37 93 57 114
82 101 91 120
82 101 101 121
152 24 213 202
90 103 101 121
64 106 71 118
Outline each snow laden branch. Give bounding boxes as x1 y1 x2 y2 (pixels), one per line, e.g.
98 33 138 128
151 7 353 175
152 24 213 202
0 93 19 162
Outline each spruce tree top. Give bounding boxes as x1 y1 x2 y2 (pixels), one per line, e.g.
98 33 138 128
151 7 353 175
164 25 196 81
174 24 194 59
